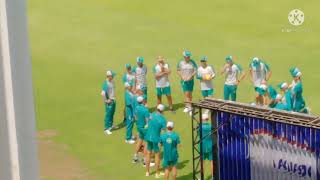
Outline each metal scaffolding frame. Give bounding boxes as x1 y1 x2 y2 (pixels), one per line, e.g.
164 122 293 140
191 98 320 180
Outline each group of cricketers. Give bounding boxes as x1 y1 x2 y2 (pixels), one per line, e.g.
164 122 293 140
100 50 308 180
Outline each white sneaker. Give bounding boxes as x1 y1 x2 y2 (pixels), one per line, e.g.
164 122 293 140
155 172 164 179
125 139 135 144
104 129 112 135
145 172 150 177
183 107 189 113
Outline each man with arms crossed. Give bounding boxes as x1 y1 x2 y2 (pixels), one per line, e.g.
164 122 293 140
153 56 174 111
220 55 246 101
177 51 197 115
133 57 148 101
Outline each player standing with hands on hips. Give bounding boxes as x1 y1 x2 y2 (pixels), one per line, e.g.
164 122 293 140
177 51 197 116
220 55 246 101
101 70 117 135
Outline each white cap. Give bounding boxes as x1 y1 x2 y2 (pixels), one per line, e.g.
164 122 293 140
260 84 267 90
167 121 174 128
106 70 112 76
137 96 144 103
124 82 131 88
157 104 165 111
202 113 209 120
296 71 302 77
281 82 288 89
253 57 259 62
276 94 282 100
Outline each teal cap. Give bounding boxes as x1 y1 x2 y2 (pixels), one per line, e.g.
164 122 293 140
252 57 260 67
225 55 233 62
289 67 302 77
183 51 192 57
125 63 131 69
136 56 144 63
200 56 208 62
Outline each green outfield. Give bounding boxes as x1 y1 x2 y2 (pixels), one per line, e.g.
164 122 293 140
29 0 320 179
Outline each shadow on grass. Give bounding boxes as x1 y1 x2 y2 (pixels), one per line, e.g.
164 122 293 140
177 160 189 170
149 102 185 112
111 121 126 132
177 172 193 180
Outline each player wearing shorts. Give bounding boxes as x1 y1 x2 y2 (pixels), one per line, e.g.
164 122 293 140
153 56 173 111
160 121 181 180
177 51 197 115
200 114 215 179
249 57 272 105
132 96 150 164
220 55 246 101
101 70 116 135
145 104 167 178
197 56 215 98
133 57 148 101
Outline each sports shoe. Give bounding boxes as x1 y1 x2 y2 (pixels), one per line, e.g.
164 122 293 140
111 125 119 130
183 107 189 113
145 172 150 177
155 172 164 179
132 157 139 163
125 139 135 144
104 129 112 135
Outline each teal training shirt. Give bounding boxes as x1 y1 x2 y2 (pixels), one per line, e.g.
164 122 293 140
160 132 180 161
125 90 133 106
145 113 167 143
268 85 277 100
135 104 150 129
199 122 213 153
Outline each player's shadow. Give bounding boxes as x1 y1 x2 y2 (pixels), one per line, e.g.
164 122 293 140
176 172 193 180
149 103 185 112
177 160 189 169
172 103 185 111
112 121 126 131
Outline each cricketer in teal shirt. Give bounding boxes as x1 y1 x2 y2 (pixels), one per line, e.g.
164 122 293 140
290 67 307 113
124 83 135 141
200 122 213 161
160 122 181 168
101 70 116 134
145 111 167 152
278 82 293 111
135 101 150 140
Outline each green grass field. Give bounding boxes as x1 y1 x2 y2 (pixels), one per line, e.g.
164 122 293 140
29 0 320 179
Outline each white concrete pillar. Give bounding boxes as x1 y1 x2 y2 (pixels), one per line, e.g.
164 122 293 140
0 0 39 179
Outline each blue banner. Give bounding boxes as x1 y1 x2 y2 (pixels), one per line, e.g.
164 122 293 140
216 111 320 180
